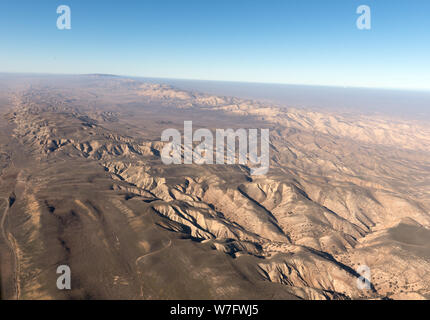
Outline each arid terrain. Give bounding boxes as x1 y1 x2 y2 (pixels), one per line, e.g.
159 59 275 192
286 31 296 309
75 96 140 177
1 74 430 300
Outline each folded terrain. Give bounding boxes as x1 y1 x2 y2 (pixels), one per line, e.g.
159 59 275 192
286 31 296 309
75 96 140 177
1 75 430 299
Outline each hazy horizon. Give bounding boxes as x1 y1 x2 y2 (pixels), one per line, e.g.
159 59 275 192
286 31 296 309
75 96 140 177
2 72 430 121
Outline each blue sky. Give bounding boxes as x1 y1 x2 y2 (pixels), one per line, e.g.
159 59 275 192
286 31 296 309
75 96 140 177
0 0 429 90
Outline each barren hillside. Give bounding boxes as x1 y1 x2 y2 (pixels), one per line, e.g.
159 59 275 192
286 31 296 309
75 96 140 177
1 75 430 299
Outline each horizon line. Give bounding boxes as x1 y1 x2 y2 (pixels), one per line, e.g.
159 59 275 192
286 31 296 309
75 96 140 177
1 71 430 94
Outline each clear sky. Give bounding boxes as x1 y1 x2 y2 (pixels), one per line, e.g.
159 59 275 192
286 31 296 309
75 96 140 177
0 0 429 90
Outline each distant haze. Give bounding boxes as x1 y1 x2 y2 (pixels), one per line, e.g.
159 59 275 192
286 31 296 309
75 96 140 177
140 77 430 121
2 72 429 121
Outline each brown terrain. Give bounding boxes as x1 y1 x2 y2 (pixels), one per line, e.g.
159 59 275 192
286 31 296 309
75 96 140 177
1 74 430 300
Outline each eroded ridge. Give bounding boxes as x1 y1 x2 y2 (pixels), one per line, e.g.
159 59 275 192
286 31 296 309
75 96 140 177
1 76 430 299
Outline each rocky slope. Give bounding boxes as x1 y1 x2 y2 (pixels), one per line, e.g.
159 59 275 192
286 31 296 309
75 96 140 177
1 75 429 299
